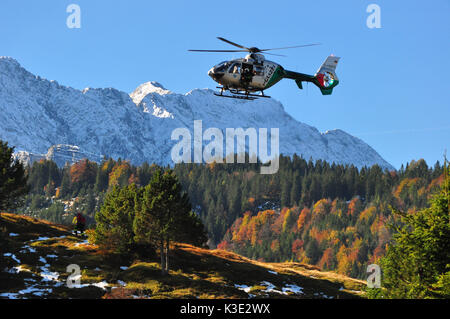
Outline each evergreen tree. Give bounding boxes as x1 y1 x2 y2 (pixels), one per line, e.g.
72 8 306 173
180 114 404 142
380 167 450 298
94 184 139 254
94 165 108 193
60 166 72 198
30 194 47 211
133 169 207 275
280 177 292 208
290 171 301 206
305 238 320 264
84 187 97 216
0 140 29 212
137 162 152 186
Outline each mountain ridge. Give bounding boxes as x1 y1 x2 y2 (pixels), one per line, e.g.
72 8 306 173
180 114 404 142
0 57 394 170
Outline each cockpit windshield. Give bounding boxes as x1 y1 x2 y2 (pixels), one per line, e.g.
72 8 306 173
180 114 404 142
214 61 229 73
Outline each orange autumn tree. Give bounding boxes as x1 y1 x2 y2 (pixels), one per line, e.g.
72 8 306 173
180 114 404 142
282 208 299 233
108 161 132 188
70 159 97 192
297 207 310 232
291 239 304 260
347 197 362 217
318 247 336 270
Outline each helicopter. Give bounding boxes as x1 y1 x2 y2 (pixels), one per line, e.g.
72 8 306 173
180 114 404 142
189 37 340 100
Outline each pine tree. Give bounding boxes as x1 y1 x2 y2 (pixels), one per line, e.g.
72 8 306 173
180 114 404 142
137 162 152 186
0 140 29 212
380 163 450 298
290 171 301 206
305 238 320 264
94 184 139 254
280 178 292 208
60 166 72 198
133 169 207 275
84 187 97 216
94 165 108 193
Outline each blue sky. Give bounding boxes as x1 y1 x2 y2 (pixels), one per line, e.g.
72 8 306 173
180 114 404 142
1 0 449 169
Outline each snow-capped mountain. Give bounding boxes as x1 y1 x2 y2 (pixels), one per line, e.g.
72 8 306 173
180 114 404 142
0 57 394 170
13 144 104 167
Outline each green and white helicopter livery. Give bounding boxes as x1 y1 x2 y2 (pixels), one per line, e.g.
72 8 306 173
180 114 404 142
189 37 340 100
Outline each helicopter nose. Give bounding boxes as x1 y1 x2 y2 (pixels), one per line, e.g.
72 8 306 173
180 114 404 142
208 67 224 81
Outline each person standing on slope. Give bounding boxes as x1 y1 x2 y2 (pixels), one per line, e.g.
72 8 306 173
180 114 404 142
72 212 86 236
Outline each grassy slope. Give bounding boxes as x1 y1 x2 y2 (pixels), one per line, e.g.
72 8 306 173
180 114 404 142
0 213 366 299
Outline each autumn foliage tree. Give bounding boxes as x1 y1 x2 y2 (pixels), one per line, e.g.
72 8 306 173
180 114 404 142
70 159 97 193
109 161 132 188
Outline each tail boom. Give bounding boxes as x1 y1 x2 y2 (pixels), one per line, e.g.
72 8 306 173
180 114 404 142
284 55 340 95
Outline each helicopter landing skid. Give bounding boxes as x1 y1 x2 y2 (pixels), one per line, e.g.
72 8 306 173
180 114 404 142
214 92 257 100
214 87 270 100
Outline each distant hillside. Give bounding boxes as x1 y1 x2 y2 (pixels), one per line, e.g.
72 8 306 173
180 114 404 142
0 213 365 299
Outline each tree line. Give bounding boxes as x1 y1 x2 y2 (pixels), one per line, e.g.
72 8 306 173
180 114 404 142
18 152 444 247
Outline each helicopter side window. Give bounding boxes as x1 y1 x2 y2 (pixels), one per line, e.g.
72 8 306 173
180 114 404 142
228 63 241 74
254 65 264 76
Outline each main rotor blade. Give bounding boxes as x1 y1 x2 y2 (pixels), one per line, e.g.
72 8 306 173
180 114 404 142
217 37 250 50
188 49 248 53
260 43 321 51
264 52 287 57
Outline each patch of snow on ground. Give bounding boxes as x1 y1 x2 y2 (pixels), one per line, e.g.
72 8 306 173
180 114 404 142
13 265 31 273
9 233 19 237
74 240 90 247
268 270 278 275
20 245 37 253
314 292 334 299
91 281 109 290
71 281 110 290
234 284 251 293
19 286 53 296
30 236 50 242
0 285 54 299
260 281 286 295
4 253 21 264
282 284 304 295
0 292 18 299
40 266 59 282
120 266 128 270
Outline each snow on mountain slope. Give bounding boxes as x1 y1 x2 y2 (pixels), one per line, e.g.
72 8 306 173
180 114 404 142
0 57 394 170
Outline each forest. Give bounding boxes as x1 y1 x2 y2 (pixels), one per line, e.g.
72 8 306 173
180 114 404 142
16 154 445 279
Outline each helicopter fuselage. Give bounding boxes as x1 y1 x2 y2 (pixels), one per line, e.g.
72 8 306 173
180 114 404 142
190 37 340 99
208 54 284 93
